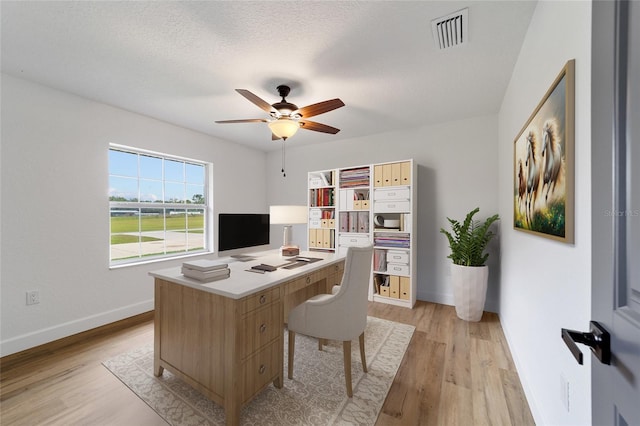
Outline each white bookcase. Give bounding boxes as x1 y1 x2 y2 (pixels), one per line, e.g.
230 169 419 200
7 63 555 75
370 160 417 308
308 159 417 308
307 169 337 251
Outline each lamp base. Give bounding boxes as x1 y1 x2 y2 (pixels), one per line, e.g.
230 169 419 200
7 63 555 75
280 245 300 256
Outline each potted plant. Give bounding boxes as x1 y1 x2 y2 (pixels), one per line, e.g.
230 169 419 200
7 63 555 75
440 207 500 321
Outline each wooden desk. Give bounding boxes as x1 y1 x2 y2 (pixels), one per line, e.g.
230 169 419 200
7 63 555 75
149 251 345 426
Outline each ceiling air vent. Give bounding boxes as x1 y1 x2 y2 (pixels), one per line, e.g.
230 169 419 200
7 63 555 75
431 8 468 50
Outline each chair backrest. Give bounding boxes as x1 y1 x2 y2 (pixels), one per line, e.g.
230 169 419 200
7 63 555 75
333 245 374 335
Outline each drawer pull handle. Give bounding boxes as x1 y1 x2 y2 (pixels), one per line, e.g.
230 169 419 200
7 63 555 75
259 364 266 374
259 323 267 333
259 295 267 304
306 276 311 284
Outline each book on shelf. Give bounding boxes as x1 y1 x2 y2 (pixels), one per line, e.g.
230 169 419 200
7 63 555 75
373 274 390 294
339 167 370 188
320 170 334 186
348 212 358 232
309 170 334 188
339 212 348 232
357 211 370 233
320 210 335 219
403 213 411 233
374 232 410 249
373 249 387 272
309 188 335 207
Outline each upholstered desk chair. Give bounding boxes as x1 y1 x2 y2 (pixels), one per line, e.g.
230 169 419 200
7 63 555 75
287 245 374 397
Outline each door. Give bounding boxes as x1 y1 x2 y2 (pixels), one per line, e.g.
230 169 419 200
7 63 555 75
591 1 640 424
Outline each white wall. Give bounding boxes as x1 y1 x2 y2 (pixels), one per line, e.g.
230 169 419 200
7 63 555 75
266 114 501 310
0 74 269 356
497 2 592 425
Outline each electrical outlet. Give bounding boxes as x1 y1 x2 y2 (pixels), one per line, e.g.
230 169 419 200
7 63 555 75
26 290 40 305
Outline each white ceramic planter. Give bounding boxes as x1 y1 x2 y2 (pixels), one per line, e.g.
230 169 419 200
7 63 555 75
451 263 489 322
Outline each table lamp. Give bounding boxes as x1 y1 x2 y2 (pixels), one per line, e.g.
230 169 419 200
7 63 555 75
270 205 308 256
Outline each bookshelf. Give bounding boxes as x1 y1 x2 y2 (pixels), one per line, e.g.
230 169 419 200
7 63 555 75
307 170 336 251
337 166 371 252
308 160 416 308
371 160 416 308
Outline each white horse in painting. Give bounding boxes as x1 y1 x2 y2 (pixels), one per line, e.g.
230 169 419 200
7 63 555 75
541 119 563 202
525 131 541 224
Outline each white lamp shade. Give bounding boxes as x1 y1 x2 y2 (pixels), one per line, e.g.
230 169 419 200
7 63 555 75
270 205 308 224
268 118 300 139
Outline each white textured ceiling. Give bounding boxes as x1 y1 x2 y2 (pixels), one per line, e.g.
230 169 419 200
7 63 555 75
1 1 536 152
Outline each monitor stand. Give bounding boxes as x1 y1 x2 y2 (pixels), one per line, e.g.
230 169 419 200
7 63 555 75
230 254 256 262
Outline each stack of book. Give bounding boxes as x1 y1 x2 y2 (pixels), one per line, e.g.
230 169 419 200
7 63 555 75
339 167 370 188
374 232 411 249
181 260 230 283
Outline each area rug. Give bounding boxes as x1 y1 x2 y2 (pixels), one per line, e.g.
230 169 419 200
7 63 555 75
103 316 414 425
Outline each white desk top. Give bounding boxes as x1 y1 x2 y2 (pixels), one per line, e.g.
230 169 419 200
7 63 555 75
149 250 345 299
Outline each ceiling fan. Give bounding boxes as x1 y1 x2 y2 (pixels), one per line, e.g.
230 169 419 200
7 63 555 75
215 85 345 141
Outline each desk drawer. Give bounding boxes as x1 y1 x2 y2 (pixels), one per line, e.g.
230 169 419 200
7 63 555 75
242 340 280 403
241 287 280 314
241 303 281 359
327 262 345 289
285 269 327 295
287 275 312 295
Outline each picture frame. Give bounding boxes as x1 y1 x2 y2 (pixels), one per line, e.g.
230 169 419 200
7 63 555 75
513 59 575 243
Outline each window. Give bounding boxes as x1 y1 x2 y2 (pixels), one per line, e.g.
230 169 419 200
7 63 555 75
109 145 211 266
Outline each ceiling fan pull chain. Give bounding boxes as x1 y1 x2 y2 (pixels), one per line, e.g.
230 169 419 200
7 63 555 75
281 140 286 177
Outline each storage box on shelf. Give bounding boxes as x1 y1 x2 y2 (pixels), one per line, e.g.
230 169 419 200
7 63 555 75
308 170 336 252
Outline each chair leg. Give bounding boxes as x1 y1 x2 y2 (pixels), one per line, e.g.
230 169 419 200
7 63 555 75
359 332 368 373
318 338 327 350
343 340 353 398
288 330 295 379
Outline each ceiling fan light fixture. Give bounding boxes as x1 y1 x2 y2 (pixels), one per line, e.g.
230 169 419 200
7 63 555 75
268 118 300 139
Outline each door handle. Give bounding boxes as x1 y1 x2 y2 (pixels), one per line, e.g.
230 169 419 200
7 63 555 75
561 321 611 365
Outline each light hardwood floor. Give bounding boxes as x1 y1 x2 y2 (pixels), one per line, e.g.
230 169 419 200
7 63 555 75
0 302 534 425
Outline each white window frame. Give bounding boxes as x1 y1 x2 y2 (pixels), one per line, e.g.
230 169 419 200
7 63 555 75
109 144 214 267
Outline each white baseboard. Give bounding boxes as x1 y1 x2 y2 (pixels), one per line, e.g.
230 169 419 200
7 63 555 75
418 290 455 307
417 290 498 313
498 313 542 425
0 300 154 357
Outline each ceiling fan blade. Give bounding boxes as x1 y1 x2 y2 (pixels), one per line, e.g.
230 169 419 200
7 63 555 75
299 120 341 134
294 99 345 118
235 89 275 114
215 119 268 124
272 133 281 141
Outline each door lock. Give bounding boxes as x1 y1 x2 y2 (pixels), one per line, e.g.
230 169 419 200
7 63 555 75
561 321 611 365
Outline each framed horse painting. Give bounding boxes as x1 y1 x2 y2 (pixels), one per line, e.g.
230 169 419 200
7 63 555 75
513 59 575 243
